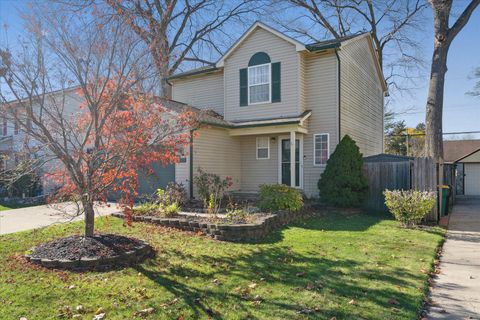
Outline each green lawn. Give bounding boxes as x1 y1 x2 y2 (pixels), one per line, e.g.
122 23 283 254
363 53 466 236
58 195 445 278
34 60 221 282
0 205 12 211
0 211 444 320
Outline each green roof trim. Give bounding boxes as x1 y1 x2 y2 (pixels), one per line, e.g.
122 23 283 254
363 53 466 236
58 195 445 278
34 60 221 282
305 42 341 52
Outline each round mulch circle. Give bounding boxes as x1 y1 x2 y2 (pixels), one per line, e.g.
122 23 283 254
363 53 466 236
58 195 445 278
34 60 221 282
25 234 154 271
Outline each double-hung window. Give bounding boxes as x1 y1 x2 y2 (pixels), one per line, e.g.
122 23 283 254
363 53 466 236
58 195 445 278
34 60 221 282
248 63 270 105
314 133 329 165
256 136 270 159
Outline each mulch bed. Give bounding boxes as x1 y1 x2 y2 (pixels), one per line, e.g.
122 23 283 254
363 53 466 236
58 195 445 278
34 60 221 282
26 234 154 271
29 234 144 261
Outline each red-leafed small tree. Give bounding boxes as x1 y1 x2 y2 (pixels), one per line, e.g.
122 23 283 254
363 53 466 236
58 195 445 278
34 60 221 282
42 83 197 237
0 10 197 238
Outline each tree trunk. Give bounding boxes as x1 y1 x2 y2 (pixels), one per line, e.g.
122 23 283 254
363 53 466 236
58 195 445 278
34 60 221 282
160 74 172 99
82 195 95 237
153 30 172 99
424 0 452 160
425 42 449 159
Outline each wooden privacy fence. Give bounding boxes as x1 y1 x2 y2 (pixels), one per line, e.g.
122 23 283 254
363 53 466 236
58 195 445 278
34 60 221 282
363 157 439 221
363 161 411 213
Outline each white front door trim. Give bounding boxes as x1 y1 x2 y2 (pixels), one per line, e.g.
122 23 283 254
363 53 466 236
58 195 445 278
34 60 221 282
277 133 304 189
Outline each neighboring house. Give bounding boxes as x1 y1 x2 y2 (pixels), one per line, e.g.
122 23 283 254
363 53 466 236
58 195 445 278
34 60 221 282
169 21 388 198
0 112 23 172
1 89 221 198
444 139 480 196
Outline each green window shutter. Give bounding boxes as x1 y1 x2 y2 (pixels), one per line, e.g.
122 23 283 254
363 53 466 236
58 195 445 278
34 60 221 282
272 62 281 103
240 68 248 106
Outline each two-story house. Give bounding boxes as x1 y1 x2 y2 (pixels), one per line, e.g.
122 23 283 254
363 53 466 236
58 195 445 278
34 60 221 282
169 21 387 198
0 114 22 172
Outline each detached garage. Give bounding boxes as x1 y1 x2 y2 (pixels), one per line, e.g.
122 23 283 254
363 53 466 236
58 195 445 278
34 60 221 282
455 149 480 196
444 140 480 196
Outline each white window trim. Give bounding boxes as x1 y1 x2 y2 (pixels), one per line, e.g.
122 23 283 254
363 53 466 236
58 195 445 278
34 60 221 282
313 133 330 166
256 136 270 160
247 63 271 105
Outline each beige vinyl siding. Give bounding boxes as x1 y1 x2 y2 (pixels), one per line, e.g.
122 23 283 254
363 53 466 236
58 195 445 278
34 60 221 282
240 135 278 191
192 126 241 197
338 37 384 156
224 27 300 121
298 53 306 112
175 159 190 196
303 52 339 198
171 71 224 115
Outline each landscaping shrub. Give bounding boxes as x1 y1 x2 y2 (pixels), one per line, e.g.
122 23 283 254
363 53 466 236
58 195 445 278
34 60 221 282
384 190 437 227
193 168 233 214
133 202 159 216
258 184 303 212
317 135 368 207
157 182 187 207
163 203 179 217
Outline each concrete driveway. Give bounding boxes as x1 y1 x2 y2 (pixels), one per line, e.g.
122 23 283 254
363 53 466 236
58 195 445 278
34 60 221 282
0 202 121 235
428 196 480 319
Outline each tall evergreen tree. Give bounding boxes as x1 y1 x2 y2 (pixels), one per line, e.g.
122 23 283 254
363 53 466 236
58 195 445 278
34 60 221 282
318 135 368 207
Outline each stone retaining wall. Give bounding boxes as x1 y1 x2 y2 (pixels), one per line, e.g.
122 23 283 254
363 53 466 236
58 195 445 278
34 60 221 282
25 241 154 271
113 210 316 243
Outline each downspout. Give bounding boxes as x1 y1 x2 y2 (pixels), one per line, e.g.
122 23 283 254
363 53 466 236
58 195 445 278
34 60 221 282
189 129 194 199
335 49 341 144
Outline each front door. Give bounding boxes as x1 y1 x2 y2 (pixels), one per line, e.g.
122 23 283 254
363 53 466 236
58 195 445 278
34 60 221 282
281 138 300 187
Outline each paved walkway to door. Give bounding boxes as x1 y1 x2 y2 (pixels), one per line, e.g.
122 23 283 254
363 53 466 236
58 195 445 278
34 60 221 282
0 202 120 235
428 196 480 319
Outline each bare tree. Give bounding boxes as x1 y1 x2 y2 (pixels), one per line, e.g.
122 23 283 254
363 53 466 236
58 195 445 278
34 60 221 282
424 0 479 159
70 0 258 97
0 10 195 237
269 0 427 93
466 66 480 97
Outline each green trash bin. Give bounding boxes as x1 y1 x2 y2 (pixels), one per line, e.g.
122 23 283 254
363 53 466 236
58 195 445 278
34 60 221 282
439 185 450 217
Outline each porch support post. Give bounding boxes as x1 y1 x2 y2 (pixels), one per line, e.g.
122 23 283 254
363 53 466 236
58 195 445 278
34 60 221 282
290 131 296 187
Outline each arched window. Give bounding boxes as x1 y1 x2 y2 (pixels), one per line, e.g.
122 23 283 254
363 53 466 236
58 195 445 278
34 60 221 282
240 52 280 106
248 52 271 66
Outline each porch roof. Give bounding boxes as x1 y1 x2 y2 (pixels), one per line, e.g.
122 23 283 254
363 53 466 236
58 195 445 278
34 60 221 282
203 110 312 136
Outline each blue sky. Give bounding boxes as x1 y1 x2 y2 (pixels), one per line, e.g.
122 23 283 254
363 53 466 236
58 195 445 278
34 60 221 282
1 0 479 138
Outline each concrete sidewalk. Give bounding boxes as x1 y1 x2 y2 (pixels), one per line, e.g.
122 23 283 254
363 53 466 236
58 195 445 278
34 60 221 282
428 196 480 319
0 202 120 235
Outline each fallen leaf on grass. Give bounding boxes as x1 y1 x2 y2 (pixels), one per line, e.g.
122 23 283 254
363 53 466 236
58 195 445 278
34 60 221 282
134 307 155 317
94 313 106 320
297 308 314 314
348 299 357 305
248 282 257 289
95 308 106 315
160 298 179 309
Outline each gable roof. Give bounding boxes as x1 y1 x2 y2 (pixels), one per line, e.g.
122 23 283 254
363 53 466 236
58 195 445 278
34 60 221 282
216 21 306 68
444 139 480 163
168 21 386 92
